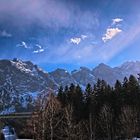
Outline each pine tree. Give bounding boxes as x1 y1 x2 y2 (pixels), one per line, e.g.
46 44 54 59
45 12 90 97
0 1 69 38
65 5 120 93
57 86 66 107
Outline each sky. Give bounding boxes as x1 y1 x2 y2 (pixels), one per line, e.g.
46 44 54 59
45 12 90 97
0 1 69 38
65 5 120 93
0 0 140 71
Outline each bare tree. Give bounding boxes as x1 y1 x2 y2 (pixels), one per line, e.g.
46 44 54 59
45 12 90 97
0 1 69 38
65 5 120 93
63 104 87 140
31 92 62 140
31 92 48 140
120 106 138 139
99 104 114 140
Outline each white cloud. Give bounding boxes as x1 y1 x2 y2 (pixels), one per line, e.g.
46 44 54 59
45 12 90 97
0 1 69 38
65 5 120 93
102 28 122 42
81 35 87 40
17 42 45 53
35 44 42 49
17 41 29 49
21 42 28 48
70 34 87 45
0 30 12 37
33 49 44 53
112 18 123 25
99 22 140 62
70 37 81 45
31 20 140 65
33 44 44 53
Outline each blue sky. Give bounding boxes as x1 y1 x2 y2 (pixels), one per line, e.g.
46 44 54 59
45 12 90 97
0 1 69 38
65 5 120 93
0 0 140 71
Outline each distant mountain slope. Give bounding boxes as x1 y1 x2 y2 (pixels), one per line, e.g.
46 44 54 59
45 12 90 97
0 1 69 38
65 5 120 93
0 59 140 95
72 67 96 87
114 61 140 78
49 68 77 86
92 63 122 85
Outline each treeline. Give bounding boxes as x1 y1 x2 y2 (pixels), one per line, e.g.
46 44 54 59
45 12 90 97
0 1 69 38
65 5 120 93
27 75 140 139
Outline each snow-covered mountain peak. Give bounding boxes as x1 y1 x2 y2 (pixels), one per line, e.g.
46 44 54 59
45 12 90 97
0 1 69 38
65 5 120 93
11 60 31 73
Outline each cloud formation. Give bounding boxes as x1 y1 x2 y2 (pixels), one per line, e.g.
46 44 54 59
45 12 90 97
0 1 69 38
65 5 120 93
17 41 29 49
2 1 138 68
33 44 44 54
102 17 123 42
81 35 87 40
99 21 140 62
0 0 99 30
39 18 140 65
70 35 87 45
33 49 44 54
112 18 123 25
0 30 12 37
0 0 70 28
70 37 81 45
17 42 44 54
102 28 122 42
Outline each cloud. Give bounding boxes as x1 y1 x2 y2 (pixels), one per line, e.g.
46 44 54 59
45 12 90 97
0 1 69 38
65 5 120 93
33 49 44 53
81 35 87 40
70 37 81 45
102 28 122 42
16 42 44 53
0 0 99 30
102 17 123 42
0 30 12 37
16 41 29 49
112 18 123 25
70 35 87 45
35 44 42 49
0 0 70 28
99 20 140 62
33 44 45 53
33 20 140 65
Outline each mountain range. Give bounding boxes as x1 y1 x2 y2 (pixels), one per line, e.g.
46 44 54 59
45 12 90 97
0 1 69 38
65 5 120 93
0 58 140 95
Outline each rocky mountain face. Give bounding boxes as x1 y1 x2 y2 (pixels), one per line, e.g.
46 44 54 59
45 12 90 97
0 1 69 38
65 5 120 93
92 63 123 85
0 59 140 95
0 59 57 94
72 67 96 87
49 68 77 87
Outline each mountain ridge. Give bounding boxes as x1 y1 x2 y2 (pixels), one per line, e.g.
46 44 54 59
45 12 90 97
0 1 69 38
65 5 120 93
1 58 140 94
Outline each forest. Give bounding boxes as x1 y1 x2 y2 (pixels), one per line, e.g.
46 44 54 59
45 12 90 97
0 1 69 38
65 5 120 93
1 75 140 140
23 74 140 140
